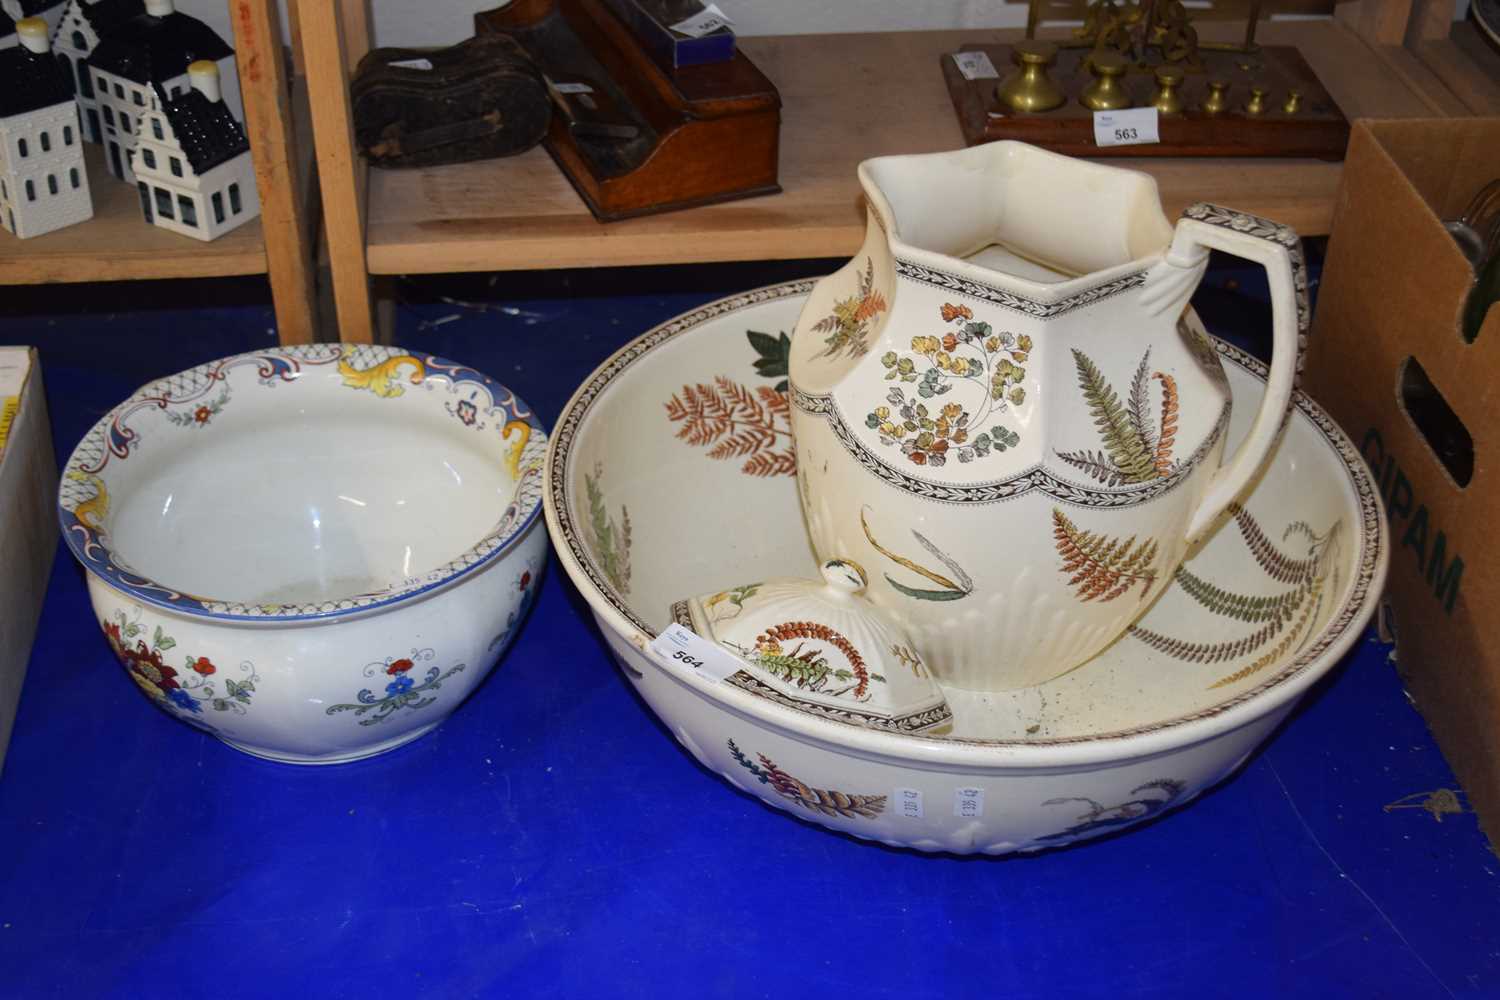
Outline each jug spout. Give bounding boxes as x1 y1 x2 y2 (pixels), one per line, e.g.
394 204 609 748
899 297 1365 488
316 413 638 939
858 142 1175 283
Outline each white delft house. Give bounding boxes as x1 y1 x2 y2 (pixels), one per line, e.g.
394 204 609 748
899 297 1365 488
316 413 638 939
86 0 236 184
133 59 258 241
51 0 150 144
0 17 92 238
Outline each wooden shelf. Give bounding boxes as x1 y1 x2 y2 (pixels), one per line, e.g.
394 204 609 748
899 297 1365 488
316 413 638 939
1410 20 1500 113
0 0 318 345
359 21 1457 277
0 143 268 285
302 8 1478 340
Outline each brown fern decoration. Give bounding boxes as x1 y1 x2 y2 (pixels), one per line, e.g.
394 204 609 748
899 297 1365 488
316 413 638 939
757 621 870 697
728 740 887 819
1052 508 1160 602
1153 372 1178 475
1231 503 1322 583
1130 618 1288 664
1208 583 1324 688
665 376 795 477
1127 507 1342 689
757 753 888 819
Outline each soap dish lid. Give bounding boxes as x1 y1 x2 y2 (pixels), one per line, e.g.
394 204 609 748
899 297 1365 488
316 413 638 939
673 560 952 735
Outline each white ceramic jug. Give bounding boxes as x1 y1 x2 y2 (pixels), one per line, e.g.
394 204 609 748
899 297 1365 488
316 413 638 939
789 142 1306 692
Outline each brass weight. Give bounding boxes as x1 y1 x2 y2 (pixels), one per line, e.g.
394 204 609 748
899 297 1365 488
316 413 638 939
996 40 1067 113
1151 65 1184 115
1081 51 1132 111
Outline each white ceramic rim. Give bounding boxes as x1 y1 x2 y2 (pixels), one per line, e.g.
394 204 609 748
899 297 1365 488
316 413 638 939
543 281 1390 769
59 344 549 624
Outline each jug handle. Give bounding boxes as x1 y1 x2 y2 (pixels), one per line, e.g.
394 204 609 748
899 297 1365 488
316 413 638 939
1152 203 1308 544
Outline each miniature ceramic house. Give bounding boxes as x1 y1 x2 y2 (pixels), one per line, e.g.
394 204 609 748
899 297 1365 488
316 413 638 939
0 18 92 238
133 60 256 241
86 0 237 184
52 0 146 143
1 0 67 35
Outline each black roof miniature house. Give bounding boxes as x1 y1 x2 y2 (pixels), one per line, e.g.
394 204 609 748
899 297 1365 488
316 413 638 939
132 59 257 241
0 17 92 237
85 0 237 184
53 0 147 141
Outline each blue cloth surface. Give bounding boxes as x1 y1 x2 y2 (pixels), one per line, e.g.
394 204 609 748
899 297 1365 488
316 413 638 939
0 262 1497 999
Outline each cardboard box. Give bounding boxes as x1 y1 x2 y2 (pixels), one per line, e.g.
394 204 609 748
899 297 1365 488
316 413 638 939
0 348 57 774
1304 118 1500 847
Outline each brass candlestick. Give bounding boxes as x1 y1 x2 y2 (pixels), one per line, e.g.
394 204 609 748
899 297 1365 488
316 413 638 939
996 40 1067 113
1152 64 1184 114
1081 51 1132 110
1201 78 1229 114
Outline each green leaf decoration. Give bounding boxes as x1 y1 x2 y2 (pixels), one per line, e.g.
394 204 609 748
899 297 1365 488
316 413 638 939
1070 348 1157 483
886 576 972 601
1173 568 1308 624
747 329 792 393
584 463 632 595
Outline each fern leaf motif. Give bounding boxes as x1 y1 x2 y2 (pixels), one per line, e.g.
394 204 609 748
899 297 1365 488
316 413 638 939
1130 618 1288 664
1128 507 1343 687
752 621 873 699
1127 351 1157 457
1208 583 1324 689
1153 372 1179 476
1231 503 1322 583
1070 348 1157 483
583 462 631 595
1055 449 1131 487
1173 569 1306 624
727 739 888 819
1052 508 1159 602
665 376 795 477
813 258 888 360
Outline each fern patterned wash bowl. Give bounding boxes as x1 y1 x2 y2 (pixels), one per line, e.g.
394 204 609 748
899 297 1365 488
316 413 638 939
543 283 1387 854
58 345 548 764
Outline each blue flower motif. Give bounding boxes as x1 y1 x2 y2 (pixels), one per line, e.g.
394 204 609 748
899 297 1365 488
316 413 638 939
167 687 202 713
385 675 414 697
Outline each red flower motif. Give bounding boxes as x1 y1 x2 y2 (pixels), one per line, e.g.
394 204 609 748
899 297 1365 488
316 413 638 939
190 657 216 676
942 333 958 352
519 571 532 590
127 645 179 690
386 658 414 675
931 439 949 454
193 406 212 424
910 451 927 465
940 303 972 323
